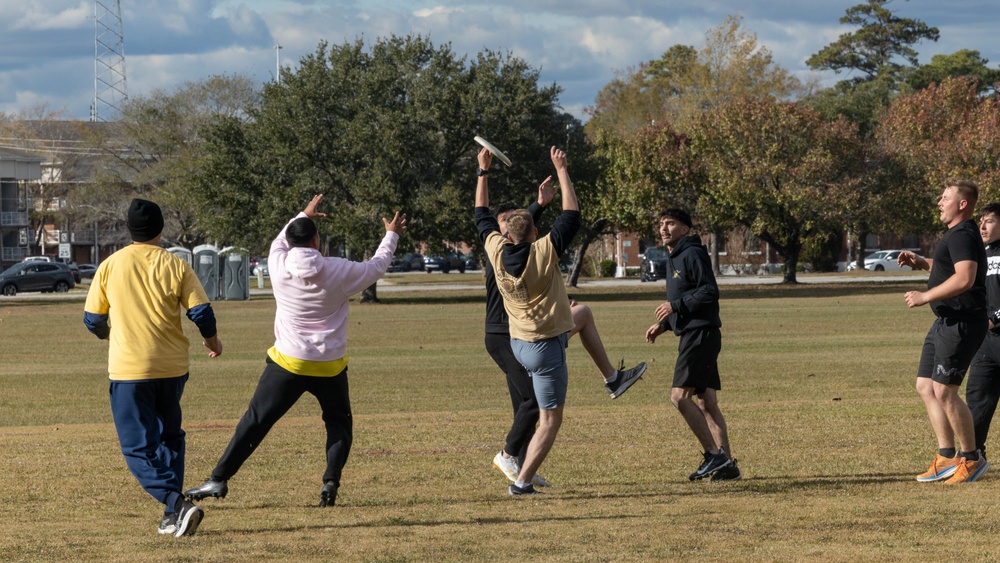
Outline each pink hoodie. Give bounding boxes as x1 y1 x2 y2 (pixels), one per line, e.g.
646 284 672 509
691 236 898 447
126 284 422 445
269 212 399 362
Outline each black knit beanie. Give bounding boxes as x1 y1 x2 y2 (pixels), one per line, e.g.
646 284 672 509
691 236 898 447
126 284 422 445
127 198 164 242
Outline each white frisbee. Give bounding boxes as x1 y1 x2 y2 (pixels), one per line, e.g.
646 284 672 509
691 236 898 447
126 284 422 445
474 135 512 167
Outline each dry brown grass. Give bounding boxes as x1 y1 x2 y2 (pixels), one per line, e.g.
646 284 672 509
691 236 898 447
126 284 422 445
2 280 999 561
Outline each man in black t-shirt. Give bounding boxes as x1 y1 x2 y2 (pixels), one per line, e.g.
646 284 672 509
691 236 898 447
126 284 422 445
965 203 1000 458
899 179 989 484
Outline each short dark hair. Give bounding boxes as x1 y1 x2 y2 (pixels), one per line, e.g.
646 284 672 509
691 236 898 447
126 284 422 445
946 178 979 207
659 208 692 228
495 201 519 218
287 217 318 247
980 203 1000 220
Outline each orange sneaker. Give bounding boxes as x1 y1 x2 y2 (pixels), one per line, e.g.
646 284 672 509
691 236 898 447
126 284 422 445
916 454 959 482
944 456 990 484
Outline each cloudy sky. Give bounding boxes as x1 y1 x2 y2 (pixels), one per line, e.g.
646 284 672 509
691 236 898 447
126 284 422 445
1 0 997 121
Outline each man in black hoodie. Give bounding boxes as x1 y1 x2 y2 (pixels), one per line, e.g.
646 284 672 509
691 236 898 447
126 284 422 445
966 203 1000 459
645 208 739 481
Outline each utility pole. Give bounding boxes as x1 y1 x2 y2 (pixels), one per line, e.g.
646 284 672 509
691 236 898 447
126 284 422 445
275 44 283 84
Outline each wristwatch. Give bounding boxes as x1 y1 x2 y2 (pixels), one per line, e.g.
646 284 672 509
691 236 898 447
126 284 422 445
476 167 489 177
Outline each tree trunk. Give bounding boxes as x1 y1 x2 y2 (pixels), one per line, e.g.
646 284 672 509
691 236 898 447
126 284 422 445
709 232 721 275
781 244 802 283
853 230 868 271
360 281 379 303
567 217 608 288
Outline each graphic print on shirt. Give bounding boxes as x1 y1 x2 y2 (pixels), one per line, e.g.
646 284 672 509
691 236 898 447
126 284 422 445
496 269 529 305
988 255 1000 277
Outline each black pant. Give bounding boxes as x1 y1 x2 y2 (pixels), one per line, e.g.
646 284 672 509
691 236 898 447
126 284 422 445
485 332 538 463
968 333 1000 454
212 359 352 487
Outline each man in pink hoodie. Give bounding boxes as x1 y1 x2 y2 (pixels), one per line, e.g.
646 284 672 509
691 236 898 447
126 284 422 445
185 194 405 507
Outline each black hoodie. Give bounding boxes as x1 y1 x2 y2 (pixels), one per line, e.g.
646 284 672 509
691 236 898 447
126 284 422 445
659 234 722 335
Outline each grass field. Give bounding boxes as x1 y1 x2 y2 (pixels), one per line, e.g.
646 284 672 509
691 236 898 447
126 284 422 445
2 278 999 561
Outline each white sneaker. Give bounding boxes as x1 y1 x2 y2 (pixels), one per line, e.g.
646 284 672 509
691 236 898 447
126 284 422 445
493 451 520 482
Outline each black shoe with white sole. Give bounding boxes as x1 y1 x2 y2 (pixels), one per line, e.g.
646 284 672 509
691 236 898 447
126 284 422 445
689 449 732 481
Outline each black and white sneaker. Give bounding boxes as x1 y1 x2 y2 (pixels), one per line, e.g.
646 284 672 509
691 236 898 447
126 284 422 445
710 458 742 481
158 513 177 536
508 483 540 496
318 482 338 507
174 500 204 537
688 449 732 481
605 360 647 399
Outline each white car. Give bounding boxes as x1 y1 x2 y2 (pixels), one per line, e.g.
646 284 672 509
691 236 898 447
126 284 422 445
847 249 916 272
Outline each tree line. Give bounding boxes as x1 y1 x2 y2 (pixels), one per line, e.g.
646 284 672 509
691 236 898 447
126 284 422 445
2 1 998 285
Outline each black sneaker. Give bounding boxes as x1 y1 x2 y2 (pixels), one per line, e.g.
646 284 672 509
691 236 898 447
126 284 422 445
184 478 228 500
318 482 338 507
605 360 647 399
710 458 742 481
174 500 204 537
688 449 732 481
158 513 177 536
508 483 540 496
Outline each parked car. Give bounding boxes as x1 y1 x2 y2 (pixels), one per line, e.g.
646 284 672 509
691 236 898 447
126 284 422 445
388 252 425 272
79 263 98 279
24 255 55 262
640 247 669 282
58 259 81 283
461 252 481 271
0 261 76 296
252 258 269 277
424 252 465 273
846 249 916 272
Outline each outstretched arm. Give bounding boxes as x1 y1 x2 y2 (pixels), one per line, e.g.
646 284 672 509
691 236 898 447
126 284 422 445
551 147 578 212
475 147 493 209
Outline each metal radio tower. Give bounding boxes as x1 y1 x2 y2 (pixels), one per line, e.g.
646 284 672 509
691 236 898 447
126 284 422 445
92 0 128 122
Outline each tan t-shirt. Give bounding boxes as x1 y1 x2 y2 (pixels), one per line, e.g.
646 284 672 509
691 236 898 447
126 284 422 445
484 232 573 342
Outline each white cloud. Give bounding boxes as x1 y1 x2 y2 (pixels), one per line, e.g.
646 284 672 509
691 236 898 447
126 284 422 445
8 0 90 31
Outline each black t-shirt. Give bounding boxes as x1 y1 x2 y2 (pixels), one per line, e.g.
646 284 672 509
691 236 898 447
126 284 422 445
928 219 987 320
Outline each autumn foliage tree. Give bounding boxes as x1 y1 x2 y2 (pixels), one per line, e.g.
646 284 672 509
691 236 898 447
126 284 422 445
691 98 862 283
876 76 1000 214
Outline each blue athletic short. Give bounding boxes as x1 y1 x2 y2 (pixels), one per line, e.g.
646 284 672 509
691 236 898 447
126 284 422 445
511 334 569 410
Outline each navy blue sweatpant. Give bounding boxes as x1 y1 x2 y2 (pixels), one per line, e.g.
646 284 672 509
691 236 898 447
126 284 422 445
109 374 188 514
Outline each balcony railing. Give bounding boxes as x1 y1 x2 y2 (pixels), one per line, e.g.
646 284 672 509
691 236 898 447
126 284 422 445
70 230 121 244
2 247 27 261
0 211 29 227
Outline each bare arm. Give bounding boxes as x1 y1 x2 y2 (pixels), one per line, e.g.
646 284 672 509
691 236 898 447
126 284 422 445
551 146 578 211
475 148 493 209
904 260 976 308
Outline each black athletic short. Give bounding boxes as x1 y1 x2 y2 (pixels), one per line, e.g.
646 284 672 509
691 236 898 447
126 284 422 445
917 316 988 385
673 326 722 393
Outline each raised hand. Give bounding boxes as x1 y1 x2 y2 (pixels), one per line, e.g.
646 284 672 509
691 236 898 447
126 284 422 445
537 176 555 206
304 194 327 219
383 211 407 234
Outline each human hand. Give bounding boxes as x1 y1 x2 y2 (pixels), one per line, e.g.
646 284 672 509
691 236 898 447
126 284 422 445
898 251 922 270
537 176 555 206
654 301 674 322
904 291 928 308
645 323 664 344
204 335 223 358
478 147 493 171
304 194 327 220
383 211 407 234
550 146 567 171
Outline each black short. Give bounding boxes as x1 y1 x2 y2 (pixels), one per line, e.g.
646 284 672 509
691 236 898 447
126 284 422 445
673 326 722 393
918 316 988 385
